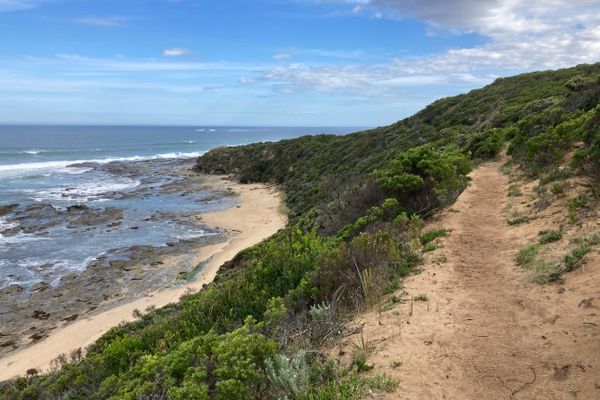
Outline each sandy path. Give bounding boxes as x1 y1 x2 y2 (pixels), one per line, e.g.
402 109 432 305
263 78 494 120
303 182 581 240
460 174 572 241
0 178 286 380
336 159 600 399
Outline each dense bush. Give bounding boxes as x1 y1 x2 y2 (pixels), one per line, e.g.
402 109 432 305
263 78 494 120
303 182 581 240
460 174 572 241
465 128 511 159
375 145 472 214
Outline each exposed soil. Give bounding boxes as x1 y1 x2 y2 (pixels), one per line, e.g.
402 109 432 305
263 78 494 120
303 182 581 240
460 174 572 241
333 158 600 399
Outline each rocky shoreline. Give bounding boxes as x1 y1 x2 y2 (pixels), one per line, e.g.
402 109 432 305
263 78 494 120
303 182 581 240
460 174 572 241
0 159 237 356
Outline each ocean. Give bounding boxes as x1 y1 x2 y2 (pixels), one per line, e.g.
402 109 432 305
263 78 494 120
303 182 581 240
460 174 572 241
0 125 359 289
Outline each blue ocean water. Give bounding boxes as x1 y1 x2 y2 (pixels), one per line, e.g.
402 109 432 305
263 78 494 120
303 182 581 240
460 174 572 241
0 125 360 288
0 125 357 171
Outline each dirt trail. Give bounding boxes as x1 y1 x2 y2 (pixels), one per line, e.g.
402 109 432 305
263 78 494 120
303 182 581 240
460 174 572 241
336 158 600 399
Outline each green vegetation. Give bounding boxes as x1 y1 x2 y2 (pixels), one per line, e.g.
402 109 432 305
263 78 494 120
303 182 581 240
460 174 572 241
414 294 429 302
551 183 566 196
4 62 600 399
563 245 590 271
538 229 563 244
419 228 449 245
516 244 540 267
520 236 597 283
507 184 522 197
530 261 563 284
507 215 534 225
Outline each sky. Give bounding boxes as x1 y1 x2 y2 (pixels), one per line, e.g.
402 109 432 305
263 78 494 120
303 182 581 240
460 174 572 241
0 0 599 127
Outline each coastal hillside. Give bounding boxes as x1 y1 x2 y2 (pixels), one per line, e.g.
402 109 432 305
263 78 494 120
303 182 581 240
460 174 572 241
2 62 600 399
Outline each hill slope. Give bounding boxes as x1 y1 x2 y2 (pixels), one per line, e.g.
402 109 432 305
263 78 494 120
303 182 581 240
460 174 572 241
2 62 600 400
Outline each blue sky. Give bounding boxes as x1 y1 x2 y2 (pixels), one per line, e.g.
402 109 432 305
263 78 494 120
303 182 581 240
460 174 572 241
0 0 599 126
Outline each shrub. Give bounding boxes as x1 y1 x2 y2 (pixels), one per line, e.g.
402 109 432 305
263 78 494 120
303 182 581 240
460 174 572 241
572 131 600 198
507 184 522 197
414 294 429 302
419 228 448 245
530 261 563 284
375 146 472 214
350 353 373 373
422 242 439 252
540 168 572 184
563 245 590 271
266 350 311 400
538 229 562 244
517 244 539 267
465 128 507 159
565 75 596 92
550 183 565 195
508 215 533 225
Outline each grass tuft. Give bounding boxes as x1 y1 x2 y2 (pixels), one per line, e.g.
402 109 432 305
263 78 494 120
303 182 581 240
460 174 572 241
538 229 562 244
563 244 590 271
507 215 534 225
516 244 539 267
419 228 448 245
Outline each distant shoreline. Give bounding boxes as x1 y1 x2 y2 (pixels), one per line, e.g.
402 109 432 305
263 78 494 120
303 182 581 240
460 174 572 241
0 175 286 380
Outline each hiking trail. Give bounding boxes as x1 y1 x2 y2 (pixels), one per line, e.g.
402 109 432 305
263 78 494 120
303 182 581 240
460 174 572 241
336 158 600 399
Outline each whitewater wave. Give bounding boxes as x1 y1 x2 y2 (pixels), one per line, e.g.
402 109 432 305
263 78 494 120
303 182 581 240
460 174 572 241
0 151 207 177
25 178 141 202
0 217 19 234
0 257 95 288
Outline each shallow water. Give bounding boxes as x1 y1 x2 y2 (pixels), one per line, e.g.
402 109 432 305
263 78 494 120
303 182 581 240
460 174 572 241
0 125 359 289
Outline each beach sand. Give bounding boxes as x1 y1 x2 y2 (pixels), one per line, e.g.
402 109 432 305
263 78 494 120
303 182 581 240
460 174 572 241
0 176 286 380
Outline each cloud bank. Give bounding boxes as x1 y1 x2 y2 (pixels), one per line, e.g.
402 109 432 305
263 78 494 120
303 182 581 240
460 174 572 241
258 0 600 95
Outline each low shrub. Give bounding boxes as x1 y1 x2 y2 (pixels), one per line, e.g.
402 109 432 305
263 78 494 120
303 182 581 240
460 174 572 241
507 184 523 197
551 183 565 196
508 215 533 225
516 244 539 267
538 229 562 244
563 245 590 271
419 228 448 245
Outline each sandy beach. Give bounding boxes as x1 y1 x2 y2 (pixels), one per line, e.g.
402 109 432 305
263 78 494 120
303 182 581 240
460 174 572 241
0 176 286 381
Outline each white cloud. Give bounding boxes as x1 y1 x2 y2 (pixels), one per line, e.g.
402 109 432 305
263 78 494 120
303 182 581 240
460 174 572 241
0 0 46 12
273 53 293 60
260 0 600 95
74 17 129 27
162 48 192 57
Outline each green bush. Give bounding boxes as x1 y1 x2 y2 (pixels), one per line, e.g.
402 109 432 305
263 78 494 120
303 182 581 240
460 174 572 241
516 244 539 267
419 228 448 245
507 184 522 197
539 230 562 244
563 245 590 271
375 146 472 214
550 183 565 195
507 215 533 225
465 129 505 159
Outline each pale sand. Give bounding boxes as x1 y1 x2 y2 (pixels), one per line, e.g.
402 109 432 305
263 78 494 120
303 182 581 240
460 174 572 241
0 177 286 380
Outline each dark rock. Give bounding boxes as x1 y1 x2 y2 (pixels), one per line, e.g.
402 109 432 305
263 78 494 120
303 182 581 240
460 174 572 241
578 298 594 308
0 340 16 348
61 314 79 322
29 332 48 342
1 284 24 295
32 282 50 292
0 204 18 217
67 204 90 213
31 310 50 320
